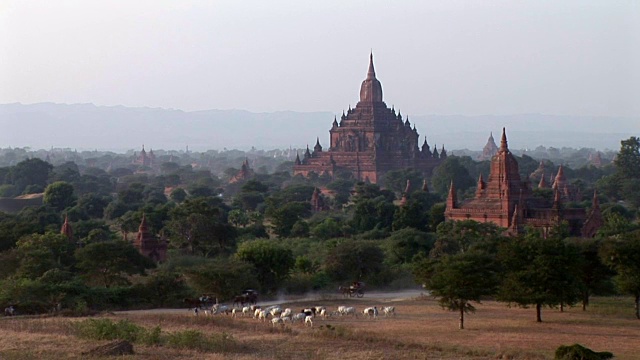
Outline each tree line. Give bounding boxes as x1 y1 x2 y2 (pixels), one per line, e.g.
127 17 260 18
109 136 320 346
0 137 637 318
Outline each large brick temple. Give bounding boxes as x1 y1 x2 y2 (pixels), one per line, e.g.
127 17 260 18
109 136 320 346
293 54 444 183
445 128 602 237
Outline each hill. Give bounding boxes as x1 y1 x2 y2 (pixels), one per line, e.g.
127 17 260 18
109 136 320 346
1 103 637 151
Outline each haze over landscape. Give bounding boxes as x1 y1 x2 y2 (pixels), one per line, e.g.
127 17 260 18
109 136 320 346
1 1 639 151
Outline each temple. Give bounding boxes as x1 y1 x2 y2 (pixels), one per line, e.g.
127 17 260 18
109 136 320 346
293 54 444 183
133 214 167 262
478 132 498 161
229 158 255 184
60 215 73 242
133 145 156 167
445 128 602 237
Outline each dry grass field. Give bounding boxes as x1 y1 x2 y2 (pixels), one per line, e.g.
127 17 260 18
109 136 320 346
0 295 637 359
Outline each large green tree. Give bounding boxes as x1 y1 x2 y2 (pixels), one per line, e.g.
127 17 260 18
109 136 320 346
183 258 258 301
414 251 498 329
565 238 614 311
497 233 582 322
324 240 385 282
614 136 640 179
383 228 435 265
431 220 504 258
75 241 154 288
43 181 76 211
167 197 236 256
235 240 295 293
15 232 75 279
430 156 475 198
599 230 640 319
9 158 53 194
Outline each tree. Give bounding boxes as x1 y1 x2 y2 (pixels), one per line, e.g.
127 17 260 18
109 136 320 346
228 209 249 227
269 202 311 237
614 136 640 179
392 191 440 232
15 232 75 279
43 181 76 211
497 233 582 322
9 158 53 194
324 240 385 282
74 193 110 219
382 168 425 197
430 156 475 198
310 218 343 240
599 231 640 319
350 184 396 233
182 258 258 302
75 241 155 288
170 188 187 203
383 228 435 265
565 238 614 311
414 252 498 329
431 220 504 258
167 198 236 257
235 240 295 293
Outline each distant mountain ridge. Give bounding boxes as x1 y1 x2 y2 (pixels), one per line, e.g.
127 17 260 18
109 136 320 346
1 103 637 152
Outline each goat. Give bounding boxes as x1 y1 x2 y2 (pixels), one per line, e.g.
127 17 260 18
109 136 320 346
271 317 284 327
363 306 378 319
280 308 292 318
291 313 306 322
211 304 230 315
241 306 251 316
318 308 329 319
301 308 316 317
340 306 357 317
258 310 268 322
270 307 283 317
304 315 313 327
382 306 395 316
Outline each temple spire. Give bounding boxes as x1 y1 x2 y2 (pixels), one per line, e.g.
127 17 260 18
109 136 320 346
500 127 508 152
538 171 548 188
446 180 457 209
367 51 376 79
422 179 429 192
61 215 73 241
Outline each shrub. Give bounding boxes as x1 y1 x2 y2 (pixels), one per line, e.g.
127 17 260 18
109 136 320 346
555 344 613 360
165 330 236 352
73 319 143 342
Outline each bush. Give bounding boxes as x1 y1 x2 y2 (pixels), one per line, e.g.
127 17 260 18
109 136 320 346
73 319 144 343
165 330 236 352
555 344 613 360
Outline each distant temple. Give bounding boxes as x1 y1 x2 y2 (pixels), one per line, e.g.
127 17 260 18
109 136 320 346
60 215 73 242
229 158 255 184
293 54 444 183
133 145 156 167
478 132 498 161
310 187 328 212
445 128 602 237
133 214 167 262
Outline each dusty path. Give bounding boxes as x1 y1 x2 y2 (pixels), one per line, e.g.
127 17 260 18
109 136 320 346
117 288 428 315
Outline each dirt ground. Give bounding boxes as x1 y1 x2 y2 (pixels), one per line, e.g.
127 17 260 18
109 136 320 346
0 292 636 359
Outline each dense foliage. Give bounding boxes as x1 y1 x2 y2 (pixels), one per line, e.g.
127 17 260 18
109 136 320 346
0 138 637 321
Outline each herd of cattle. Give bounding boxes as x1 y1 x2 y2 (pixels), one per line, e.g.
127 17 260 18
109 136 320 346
191 303 396 327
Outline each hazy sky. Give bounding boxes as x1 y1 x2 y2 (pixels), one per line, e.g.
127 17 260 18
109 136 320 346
1 1 639 117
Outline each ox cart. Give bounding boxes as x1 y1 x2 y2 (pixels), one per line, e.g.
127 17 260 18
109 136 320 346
339 281 365 298
232 289 259 307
